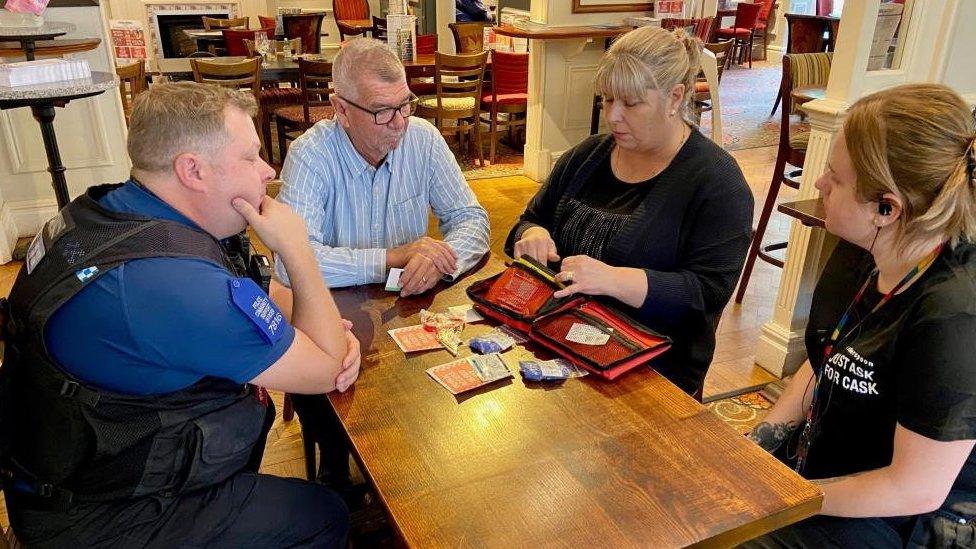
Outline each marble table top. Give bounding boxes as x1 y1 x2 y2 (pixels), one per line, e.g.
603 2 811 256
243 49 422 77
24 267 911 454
0 21 75 38
0 70 117 102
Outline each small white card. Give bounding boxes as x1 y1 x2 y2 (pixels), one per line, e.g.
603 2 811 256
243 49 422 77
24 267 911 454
565 322 610 346
385 268 403 291
448 304 484 323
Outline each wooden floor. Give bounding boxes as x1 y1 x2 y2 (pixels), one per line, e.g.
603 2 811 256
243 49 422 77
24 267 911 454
0 143 795 527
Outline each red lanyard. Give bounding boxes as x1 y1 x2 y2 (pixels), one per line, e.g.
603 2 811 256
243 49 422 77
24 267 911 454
794 242 945 473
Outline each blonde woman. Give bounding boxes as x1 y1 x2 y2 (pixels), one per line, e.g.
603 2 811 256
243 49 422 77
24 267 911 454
505 26 753 397
745 84 976 547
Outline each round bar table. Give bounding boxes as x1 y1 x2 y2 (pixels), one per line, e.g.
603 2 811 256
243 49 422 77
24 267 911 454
0 21 76 60
0 71 118 208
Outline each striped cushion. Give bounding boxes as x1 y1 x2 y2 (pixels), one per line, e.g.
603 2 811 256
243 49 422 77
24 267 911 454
418 95 476 111
788 53 832 115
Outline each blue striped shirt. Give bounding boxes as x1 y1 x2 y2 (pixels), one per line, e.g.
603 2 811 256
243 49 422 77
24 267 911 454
276 117 490 288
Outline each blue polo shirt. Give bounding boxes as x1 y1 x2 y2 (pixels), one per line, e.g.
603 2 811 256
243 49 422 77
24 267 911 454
44 180 295 395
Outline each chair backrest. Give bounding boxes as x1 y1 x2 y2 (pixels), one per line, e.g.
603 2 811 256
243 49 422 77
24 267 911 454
187 50 217 58
333 0 369 21
115 59 145 123
191 57 263 95
757 0 775 23
298 58 334 128
490 50 528 96
786 15 829 53
703 39 735 79
222 27 275 57
371 16 388 40
733 2 763 30
433 50 488 116
783 51 832 118
203 16 249 30
449 21 487 54
258 15 276 30
416 33 437 54
283 13 325 54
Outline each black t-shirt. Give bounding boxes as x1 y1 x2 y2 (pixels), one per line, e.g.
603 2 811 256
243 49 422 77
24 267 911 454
575 155 658 214
798 240 976 497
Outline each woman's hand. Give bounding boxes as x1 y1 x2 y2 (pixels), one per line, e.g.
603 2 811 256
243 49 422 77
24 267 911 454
553 255 618 299
513 226 560 265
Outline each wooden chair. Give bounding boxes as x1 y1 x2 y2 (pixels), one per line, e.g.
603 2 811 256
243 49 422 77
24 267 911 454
771 13 832 115
407 34 439 96
222 27 275 57
116 59 146 126
480 50 527 165
283 12 325 55
753 0 777 61
714 2 762 68
693 40 734 120
274 58 335 161
333 0 371 41
202 16 249 30
416 51 489 166
735 52 832 303
371 15 387 40
191 57 266 155
449 21 488 53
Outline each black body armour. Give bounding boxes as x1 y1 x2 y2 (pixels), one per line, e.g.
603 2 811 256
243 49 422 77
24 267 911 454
0 184 266 509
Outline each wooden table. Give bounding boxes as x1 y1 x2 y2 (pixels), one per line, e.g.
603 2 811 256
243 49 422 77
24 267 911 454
0 21 74 60
0 37 99 58
327 254 822 547
778 198 825 228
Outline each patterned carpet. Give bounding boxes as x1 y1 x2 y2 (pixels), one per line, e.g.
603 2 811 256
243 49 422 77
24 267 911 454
706 390 774 435
456 138 525 180
699 57 811 152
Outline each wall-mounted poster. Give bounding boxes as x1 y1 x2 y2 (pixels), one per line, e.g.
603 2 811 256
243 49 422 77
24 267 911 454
110 19 147 60
572 0 654 14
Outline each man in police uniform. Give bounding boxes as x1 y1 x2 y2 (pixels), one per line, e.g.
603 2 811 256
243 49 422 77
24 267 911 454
0 82 358 547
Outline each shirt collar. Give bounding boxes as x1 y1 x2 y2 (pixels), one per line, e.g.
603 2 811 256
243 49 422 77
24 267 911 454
101 178 201 230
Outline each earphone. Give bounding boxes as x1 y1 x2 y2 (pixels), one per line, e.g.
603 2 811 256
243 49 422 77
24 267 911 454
878 200 892 217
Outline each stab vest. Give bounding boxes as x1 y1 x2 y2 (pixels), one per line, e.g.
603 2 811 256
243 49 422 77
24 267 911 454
0 184 266 509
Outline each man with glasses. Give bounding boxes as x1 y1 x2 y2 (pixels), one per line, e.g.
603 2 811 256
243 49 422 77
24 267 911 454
275 38 489 497
276 38 489 297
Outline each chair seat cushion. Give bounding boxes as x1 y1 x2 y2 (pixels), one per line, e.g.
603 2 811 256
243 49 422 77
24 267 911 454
418 95 476 111
789 125 811 151
715 27 752 38
481 92 528 105
274 104 335 124
259 87 302 106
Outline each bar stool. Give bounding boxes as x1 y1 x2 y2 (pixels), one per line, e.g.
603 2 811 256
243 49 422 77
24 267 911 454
735 52 832 303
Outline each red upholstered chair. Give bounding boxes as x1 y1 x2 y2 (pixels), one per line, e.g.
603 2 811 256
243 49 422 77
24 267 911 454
480 50 527 165
283 13 325 55
258 15 276 31
222 27 275 57
333 0 371 41
408 33 439 96
714 1 762 68
753 0 776 60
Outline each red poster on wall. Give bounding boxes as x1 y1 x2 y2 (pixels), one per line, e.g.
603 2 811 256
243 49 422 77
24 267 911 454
110 19 147 60
655 0 686 18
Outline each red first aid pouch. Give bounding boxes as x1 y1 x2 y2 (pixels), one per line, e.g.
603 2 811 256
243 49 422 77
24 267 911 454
467 256 671 380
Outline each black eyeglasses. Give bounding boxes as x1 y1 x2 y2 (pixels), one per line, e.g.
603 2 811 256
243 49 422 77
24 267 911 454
338 93 419 125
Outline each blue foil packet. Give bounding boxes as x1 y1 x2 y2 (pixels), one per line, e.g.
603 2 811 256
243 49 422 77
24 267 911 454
469 329 516 354
519 359 573 382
